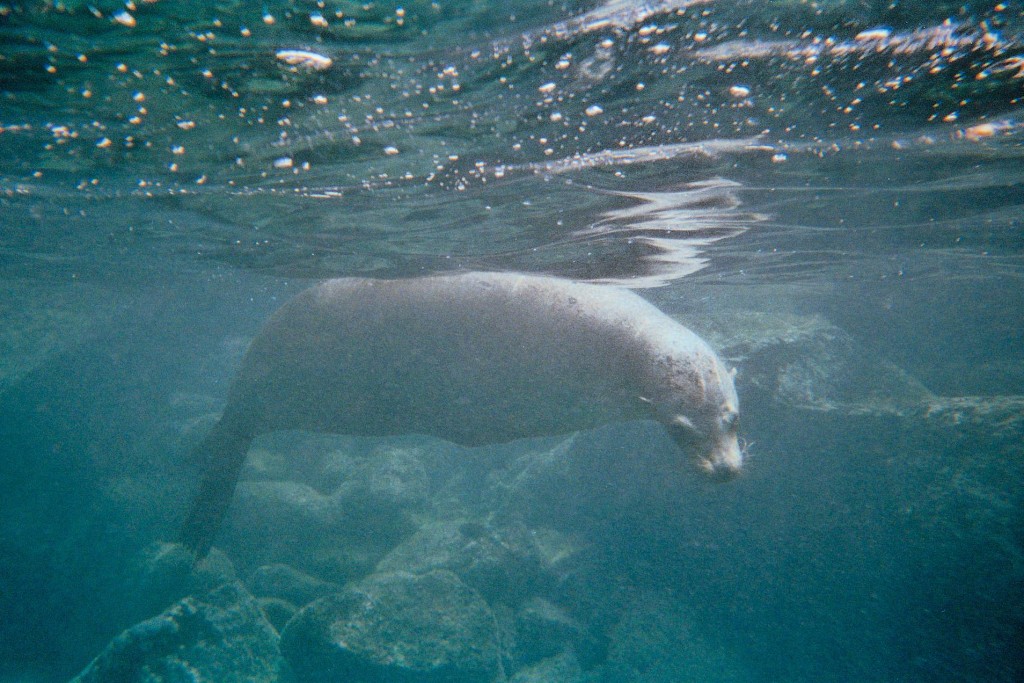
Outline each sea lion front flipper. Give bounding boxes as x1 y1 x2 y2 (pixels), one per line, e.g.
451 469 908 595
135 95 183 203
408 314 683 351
178 419 253 559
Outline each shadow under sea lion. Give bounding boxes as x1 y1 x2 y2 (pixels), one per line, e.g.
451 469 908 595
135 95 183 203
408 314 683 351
180 272 742 557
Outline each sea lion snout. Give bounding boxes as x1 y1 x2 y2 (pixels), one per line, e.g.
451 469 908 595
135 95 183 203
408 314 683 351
708 404 743 480
698 431 743 481
668 424 743 481
660 378 742 480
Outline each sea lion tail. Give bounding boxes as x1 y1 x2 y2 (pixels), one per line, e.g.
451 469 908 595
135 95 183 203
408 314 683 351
178 419 253 559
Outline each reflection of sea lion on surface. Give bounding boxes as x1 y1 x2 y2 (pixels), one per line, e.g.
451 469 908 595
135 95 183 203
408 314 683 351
180 272 742 556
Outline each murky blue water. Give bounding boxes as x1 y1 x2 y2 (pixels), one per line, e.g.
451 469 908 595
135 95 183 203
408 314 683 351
2 1 1022 681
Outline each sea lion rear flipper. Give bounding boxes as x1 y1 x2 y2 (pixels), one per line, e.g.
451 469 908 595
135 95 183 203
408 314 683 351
178 419 253 559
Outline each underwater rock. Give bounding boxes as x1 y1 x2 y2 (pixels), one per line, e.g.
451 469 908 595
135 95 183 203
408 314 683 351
249 563 343 607
0 280 116 396
695 307 933 415
230 480 339 530
218 480 341 571
599 591 745 683
697 305 1024 596
509 597 584 667
125 541 237 623
508 650 584 683
220 490 370 584
330 444 430 531
697 305 1024 585
492 422 693 534
906 395 1024 577
335 445 430 505
220 482 401 576
281 569 504 682
217 441 430 577
919 395 1024 439
374 519 466 574
376 519 555 606
257 597 299 633
71 581 285 683
243 432 359 490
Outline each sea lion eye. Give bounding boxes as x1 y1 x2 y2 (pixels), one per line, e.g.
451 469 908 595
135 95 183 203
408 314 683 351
672 414 697 432
721 411 739 430
667 414 702 443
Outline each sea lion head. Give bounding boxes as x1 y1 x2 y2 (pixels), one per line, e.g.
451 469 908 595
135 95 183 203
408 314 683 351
644 349 743 481
668 403 742 481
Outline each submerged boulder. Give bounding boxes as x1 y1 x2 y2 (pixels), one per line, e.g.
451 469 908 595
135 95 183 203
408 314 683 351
332 444 430 512
599 591 745 683
508 597 584 668
217 480 344 573
328 444 430 543
216 480 382 581
377 519 556 606
0 280 116 396
257 596 300 634
491 422 696 536
71 581 285 683
508 650 584 683
281 569 504 682
695 307 932 415
249 562 343 606
218 442 430 579
124 541 237 624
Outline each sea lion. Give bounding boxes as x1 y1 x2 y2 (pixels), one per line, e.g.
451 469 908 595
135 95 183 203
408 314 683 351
180 272 742 556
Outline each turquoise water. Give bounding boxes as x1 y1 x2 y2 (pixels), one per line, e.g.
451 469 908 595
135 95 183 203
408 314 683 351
1 1 1022 681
